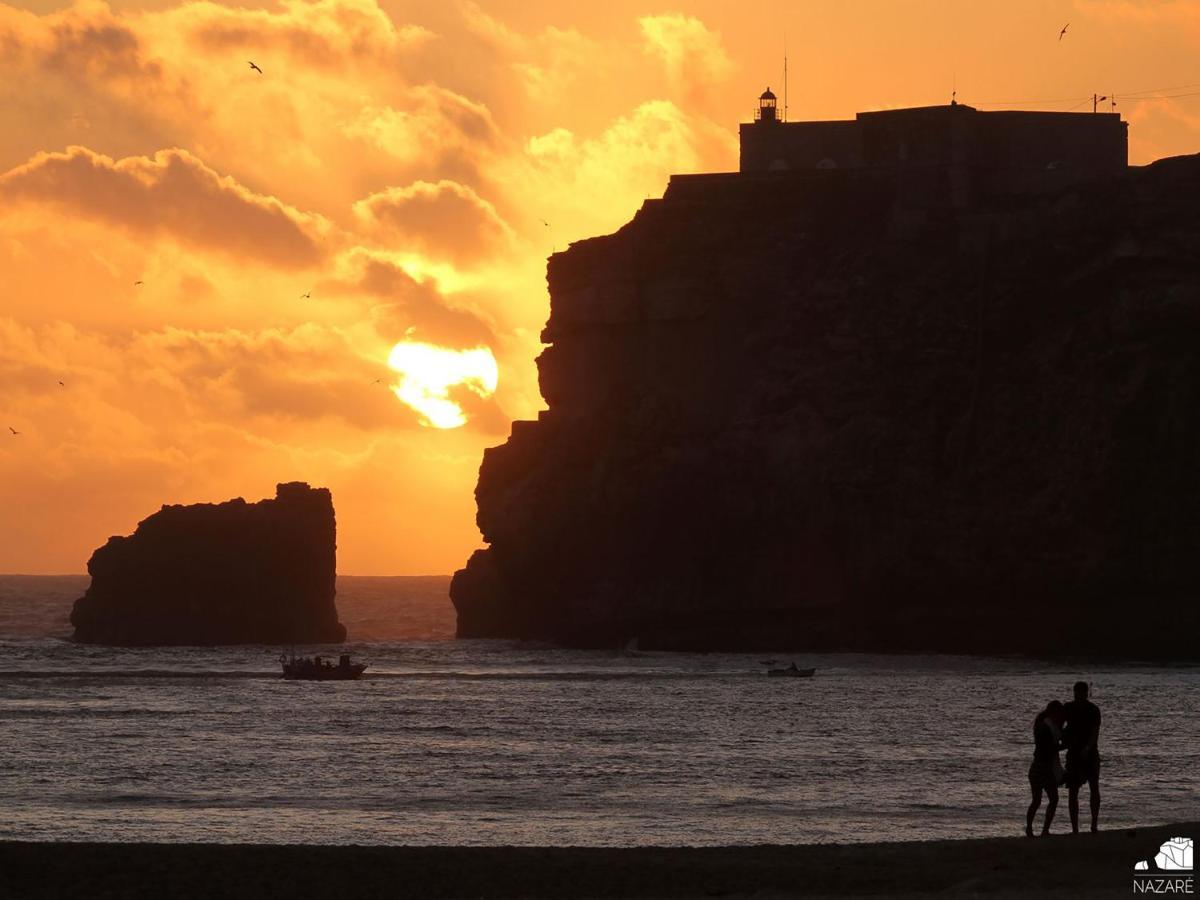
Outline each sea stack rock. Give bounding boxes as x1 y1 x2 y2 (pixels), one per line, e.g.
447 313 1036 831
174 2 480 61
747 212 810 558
452 152 1200 656
71 482 344 645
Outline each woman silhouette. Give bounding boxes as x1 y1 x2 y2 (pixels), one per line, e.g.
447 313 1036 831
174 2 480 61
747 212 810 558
1026 700 1066 836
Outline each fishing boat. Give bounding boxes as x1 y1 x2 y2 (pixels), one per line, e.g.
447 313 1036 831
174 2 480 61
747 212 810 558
280 652 367 681
767 663 816 678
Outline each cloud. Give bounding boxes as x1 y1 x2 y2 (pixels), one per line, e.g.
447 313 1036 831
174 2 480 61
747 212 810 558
0 0 496 212
353 179 515 265
344 85 505 181
0 316 417 433
0 1 195 173
453 2 600 105
339 250 497 347
127 321 508 434
638 13 732 108
518 100 734 232
510 27 598 106
178 0 431 66
135 324 420 429
0 146 328 267
0 1 166 85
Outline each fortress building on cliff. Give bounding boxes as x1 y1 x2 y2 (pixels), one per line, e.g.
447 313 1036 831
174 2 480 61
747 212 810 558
740 88 1127 177
658 89 1129 210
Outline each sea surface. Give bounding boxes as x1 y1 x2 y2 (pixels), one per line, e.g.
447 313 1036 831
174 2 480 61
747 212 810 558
1 575 1197 847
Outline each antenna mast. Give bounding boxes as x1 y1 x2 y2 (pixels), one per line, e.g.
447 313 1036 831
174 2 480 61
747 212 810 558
783 36 789 122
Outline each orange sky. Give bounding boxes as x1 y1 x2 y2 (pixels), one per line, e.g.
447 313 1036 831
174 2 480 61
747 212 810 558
2 0 1198 574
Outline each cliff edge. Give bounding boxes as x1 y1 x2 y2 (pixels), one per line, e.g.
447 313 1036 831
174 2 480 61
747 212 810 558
71 482 344 645
452 157 1200 656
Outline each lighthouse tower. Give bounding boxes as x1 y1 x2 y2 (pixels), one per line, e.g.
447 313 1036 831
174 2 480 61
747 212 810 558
755 87 779 124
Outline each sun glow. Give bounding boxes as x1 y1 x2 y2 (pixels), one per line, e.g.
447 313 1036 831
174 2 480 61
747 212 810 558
386 341 499 429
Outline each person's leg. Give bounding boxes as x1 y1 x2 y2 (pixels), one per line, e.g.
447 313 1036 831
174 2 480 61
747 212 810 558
1026 782 1041 837
1042 785 1058 835
1088 772 1100 832
1068 782 1080 833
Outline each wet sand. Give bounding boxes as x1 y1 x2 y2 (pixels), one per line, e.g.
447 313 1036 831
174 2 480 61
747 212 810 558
1 822 1194 899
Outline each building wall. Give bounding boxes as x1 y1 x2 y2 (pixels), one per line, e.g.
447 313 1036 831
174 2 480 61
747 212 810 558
969 111 1127 174
739 120 861 172
857 106 973 168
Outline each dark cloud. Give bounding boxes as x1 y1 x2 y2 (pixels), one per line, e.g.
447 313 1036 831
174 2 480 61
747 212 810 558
141 326 423 430
354 179 514 265
0 146 326 268
348 254 497 347
184 0 428 69
0 2 165 84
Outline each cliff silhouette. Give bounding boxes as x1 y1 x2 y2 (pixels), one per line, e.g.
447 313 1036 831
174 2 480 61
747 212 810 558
71 482 344 645
452 154 1200 656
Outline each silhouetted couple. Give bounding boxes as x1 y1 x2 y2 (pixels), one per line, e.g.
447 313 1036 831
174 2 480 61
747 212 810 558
1026 681 1101 837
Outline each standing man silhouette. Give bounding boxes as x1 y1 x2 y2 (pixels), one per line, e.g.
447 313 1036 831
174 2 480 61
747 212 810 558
1063 681 1102 833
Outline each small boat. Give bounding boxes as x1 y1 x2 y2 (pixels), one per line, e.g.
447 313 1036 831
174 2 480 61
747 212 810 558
767 663 816 678
280 652 367 681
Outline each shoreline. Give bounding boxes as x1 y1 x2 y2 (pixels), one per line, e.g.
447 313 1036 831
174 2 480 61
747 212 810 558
2 822 1195 899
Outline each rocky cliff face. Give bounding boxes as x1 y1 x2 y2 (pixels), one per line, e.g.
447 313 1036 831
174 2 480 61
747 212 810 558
71 482 344 645
452 157 1200 656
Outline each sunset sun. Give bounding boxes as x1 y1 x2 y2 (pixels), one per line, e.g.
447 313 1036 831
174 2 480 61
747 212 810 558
386 341 499 429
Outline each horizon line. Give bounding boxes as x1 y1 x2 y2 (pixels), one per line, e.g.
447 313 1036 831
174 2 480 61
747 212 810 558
0 572 455 579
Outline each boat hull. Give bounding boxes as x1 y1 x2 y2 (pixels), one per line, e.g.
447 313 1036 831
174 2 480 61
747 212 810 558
281 663 367 681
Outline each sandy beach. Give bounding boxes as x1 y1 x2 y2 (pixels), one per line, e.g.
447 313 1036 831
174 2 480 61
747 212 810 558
2 822 1193 899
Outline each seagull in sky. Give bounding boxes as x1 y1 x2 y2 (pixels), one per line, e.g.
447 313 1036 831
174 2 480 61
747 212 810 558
249 61 263 74
1059 22 1069 41
372 378 383 385
58 380 65 387
539 219 551 227
134 280 144 286
300 290 311 299
8 426 19 436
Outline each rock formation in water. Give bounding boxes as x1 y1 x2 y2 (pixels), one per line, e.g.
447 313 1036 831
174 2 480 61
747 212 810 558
452 154 1200 656
71 482 344 645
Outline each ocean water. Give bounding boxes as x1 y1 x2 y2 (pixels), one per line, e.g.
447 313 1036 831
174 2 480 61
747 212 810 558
1 576 1197 847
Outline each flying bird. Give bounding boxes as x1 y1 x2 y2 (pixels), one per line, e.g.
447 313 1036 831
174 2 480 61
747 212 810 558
1059 22 1069 41
540 219 551 227
58 380 65 387
372 378 383 385
134 280 144 286
249 61 263 74
8 426 19 436
300 291 311 299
